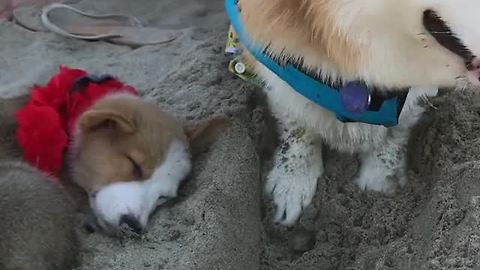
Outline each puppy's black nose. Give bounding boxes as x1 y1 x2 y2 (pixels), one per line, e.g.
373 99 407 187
119 215 142 234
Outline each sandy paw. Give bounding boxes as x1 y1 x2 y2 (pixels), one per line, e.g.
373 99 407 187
265 168 318 226
354 173 396 194
355 147 407 194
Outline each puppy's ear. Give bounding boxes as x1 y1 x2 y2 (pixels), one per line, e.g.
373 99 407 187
79 109 136 133
184 116 231 156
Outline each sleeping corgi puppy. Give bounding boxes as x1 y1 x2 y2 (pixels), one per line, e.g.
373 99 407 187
231 0 480 225
1 70 230 240
73 94 230 234
71 94 190 234
71 93 230 235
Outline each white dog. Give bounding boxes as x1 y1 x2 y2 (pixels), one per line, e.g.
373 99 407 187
227 0 480 225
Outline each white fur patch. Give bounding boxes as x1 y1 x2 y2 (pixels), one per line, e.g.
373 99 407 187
90 140 191 231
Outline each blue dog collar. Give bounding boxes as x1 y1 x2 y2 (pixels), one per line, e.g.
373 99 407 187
225 0 408 127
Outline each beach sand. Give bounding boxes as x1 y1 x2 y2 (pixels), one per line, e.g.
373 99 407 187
0 0 479 269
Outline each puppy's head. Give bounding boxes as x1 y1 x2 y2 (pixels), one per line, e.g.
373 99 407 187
71 94 230 235
71 94 189 235
242 0 480 89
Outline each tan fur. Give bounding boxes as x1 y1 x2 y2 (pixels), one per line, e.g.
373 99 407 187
73 96 186 194
241 0 360 75
0 95 28 159
0 95 79 270
0 162 79 270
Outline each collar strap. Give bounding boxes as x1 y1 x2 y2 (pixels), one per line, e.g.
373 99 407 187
225 0 408 127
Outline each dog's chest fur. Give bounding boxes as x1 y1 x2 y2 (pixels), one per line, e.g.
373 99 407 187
257 64 438 153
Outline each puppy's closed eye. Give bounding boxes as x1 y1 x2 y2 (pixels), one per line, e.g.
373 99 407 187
127 156 143 179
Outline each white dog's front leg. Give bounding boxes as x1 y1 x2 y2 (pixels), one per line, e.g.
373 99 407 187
354 129 409 193
265 122 323 226
354 87 435 193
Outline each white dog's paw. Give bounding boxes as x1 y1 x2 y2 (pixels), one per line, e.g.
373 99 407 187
354 136 409 194
354 172 395 194
354 152 405 194
265 165 319 226
263 121 322 226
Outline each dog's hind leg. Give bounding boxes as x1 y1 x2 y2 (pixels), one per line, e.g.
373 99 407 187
265 120 323 226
